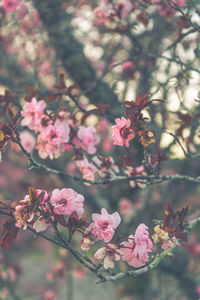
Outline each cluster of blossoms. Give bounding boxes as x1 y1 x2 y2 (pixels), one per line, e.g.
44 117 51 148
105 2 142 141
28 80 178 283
20 97 100 159
8 185 154 270
81 208 153 269
93 223 152 269
121 224 152 268
11 187 84 233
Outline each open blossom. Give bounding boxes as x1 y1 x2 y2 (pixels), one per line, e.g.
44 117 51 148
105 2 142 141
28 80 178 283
88 208 121 243
21 97 46 131
76 157 98 181
118 198 134 220
93 2 116 29
116 0 133 19
20 131 36 153
77 126 100 154
37 120 70 159
94 243 124 269
17 2 28 19
12 189 49 231
112 117 135 147
50 188 84 218
3 0 20 13
13 196 35 230
121 223 152 268
44 289 57 300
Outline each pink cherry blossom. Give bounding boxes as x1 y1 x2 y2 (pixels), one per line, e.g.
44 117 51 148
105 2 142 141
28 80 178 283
122 61 135 80
112 117 135 147
89 208 121 242
17 2 28 19
117 0 133 19
118 198 134 219
13 196 35 230
21 97 46 131
20 131 36 153
76 157 98 181
94 243 124 269
121 223 152 268
50 188 84 218
37 120 70 159
44 289 57 300
3 0 19 13
77 126 100 154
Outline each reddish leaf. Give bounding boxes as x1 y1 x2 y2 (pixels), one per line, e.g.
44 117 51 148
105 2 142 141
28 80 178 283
0 218 19 252
47 94 58 102
7 106 14 119
28 85 37 96
54 214 68 227
54 73 66 90
175 232 188 242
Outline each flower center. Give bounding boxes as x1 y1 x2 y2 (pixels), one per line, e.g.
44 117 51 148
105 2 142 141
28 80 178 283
57 198 67 206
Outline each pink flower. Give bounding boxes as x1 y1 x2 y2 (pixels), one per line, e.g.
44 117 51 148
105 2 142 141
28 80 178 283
117 0 133 19
121 223 152 268
112 117 135 147
17 2 28 19
20 131 36 153
89 208 121 242
94 243 124 269
50 188 84 218
77 126 100 154
37 120 70 159
76 157 98 181
44 289 57 300
73 269 85 279
118 198 134 219
13 196 35 230
21 98 46 131
3 0 19 13
122 61 135 80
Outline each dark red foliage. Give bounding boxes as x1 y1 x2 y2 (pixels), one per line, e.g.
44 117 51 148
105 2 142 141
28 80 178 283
125 91 163 125
149 146 168 167
163 202 188 242
0 218 19 252
67 212 87 235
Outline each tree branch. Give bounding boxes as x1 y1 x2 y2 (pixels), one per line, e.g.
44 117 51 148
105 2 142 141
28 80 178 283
32 0 119 107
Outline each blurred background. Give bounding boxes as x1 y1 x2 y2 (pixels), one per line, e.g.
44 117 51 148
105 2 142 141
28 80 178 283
0 0 200 299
